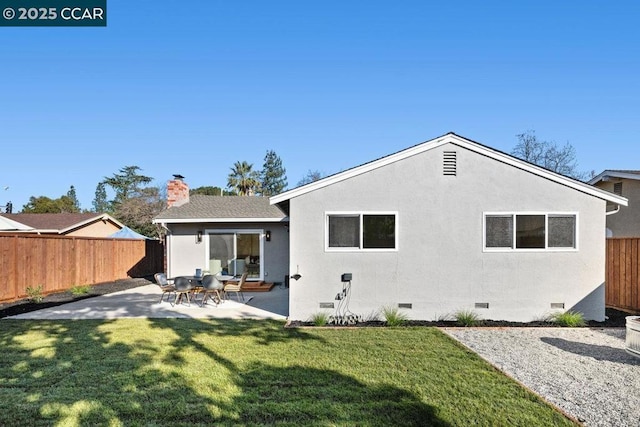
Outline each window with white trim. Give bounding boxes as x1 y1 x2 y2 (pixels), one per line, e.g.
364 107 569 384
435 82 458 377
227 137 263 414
484 213 577 250
327 213 397 250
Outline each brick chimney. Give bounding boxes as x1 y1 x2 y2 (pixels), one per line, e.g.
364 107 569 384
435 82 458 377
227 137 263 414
167 175 189 208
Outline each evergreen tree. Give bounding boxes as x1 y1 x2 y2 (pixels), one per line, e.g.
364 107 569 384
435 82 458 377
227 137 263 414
103 166 152 206
259 150 287 196
92 182 109 213
22 195 79 213
66 185 81 212
190 186 235 196
102 165 164 238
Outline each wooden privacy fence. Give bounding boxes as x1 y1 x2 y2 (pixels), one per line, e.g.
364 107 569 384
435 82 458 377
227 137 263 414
606 238 640 313
0 234 164 303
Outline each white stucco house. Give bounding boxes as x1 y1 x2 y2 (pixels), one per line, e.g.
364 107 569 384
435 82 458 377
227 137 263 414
270 133 627 322
153 178 289 285
588 170 640 237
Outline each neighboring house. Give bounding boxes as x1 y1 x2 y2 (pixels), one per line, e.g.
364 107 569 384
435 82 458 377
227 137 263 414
0 215 34 231
0 212 124 237
588 170 640 237
152 178 289 283
270 132 627 322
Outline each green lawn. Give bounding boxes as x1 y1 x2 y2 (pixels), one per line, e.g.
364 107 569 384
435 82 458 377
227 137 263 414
0 319 576 426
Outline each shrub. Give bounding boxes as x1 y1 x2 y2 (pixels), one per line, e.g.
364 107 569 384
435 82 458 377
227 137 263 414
381 306 409 327
454 309 480 327
309 312 330 326
551 311 586 327
70 285 91 296
25 285 44 303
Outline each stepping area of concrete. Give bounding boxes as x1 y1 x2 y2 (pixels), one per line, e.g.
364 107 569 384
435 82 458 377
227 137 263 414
4 284 289 320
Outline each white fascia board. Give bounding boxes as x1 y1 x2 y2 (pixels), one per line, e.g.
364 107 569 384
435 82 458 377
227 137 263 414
152 217 289 224
270 132 628 207
588 170 640 185
59 214 125 234
270 134 452 204
448 136 629 207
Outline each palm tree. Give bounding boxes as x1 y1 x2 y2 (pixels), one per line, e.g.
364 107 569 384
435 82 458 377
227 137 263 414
227 161 260 196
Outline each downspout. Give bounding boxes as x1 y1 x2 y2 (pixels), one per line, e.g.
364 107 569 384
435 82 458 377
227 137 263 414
606 205 620 216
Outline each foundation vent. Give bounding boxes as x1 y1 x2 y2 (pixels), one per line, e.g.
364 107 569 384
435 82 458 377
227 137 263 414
398 303 412 309
550 303 565 309
319 302 334 309
475 302 489 309
443 151 457 176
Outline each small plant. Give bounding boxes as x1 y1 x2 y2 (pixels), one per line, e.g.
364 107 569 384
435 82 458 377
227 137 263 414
435 312 454 322
454 309 480 327
551 311 586 327
309 312 330 326
381 306 409 326
532 313 555 324
25 285 44 303
70 285 91 296
362 310 381 323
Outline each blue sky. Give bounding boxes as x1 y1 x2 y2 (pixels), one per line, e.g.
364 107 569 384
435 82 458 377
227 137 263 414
2 1 639 211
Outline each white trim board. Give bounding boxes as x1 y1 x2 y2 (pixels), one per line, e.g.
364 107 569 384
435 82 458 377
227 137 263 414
270 132 628 207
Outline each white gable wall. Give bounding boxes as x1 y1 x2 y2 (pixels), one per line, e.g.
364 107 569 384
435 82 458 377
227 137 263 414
593 178 640 237
288 142 606 322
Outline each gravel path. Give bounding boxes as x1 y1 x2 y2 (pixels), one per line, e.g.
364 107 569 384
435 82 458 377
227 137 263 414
442 327 640 427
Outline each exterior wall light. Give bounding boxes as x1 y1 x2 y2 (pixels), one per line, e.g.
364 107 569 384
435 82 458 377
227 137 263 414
265 230 271 242
196 230 203 244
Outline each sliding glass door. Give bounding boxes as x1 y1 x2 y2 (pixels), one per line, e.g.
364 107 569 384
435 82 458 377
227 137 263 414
206 230 263 280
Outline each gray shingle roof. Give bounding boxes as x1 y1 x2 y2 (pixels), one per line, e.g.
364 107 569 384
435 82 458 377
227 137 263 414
154 195 287 222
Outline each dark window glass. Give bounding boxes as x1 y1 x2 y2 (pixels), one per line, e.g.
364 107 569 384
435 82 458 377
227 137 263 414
515 215 545 248
486 216 513 248
363 215 396 249
328 216 359 247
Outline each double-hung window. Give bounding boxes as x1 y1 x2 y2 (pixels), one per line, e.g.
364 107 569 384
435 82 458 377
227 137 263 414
326 212 397 251
484 213 577 251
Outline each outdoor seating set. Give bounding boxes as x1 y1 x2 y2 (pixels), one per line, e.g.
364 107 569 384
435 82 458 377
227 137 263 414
154 272 247 307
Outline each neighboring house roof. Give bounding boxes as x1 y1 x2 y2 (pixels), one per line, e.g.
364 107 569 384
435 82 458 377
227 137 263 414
270 132 629 207
0 213 124 234
153 195 288 224
0 215 34 231
588 170 640 185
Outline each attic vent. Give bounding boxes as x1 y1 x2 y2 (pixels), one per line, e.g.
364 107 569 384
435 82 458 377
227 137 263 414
614 182 623 196
443 151 457 176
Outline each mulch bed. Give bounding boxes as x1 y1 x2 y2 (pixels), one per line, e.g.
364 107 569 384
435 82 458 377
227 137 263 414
288 307 632 328
0 278 633 327
0 277 153 319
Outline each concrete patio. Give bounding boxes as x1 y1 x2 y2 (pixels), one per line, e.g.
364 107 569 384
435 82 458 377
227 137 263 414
4 284 289 320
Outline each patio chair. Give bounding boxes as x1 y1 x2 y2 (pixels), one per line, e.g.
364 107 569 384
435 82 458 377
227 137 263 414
154 273 176 304
224 272 247 302
173 276 194 306
200 274 224 307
